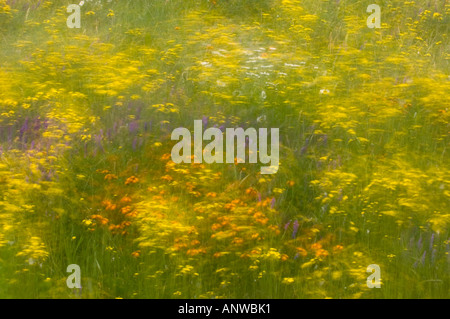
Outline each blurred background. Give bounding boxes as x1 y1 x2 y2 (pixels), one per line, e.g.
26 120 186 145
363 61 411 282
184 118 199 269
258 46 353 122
0 0 448 298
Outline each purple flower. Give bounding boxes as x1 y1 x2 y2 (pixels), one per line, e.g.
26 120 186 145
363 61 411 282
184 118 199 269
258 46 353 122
292 220 299 238
430 233 435 250
270 197 276 209
94 130 103 152
202 116 209 127
20 118 29 137
33 118 41 131
284 221 291 231
129 121 139 134
106 128 112 140
420 251 426 265
300 145 308 155
431 249 437 264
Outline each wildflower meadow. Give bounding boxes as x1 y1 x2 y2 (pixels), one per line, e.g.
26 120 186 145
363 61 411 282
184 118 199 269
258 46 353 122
0 0 448 299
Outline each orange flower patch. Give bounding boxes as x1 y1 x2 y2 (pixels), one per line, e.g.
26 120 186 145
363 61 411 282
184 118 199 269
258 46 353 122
91 214 109 225
125 176 139 185
104 173 118 181
296 247 308 257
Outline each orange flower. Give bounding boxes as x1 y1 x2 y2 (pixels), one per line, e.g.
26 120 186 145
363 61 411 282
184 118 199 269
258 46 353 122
161 175 173 182
333 245 344 253
103 200 117 210
245 187 258 197
232 237 244 245
131 251 140 258
91 214 109 225
104 173 118 180
120 196 132 204
186 248 206 256
190 240 200 246
121 206 132 214
161 153 171 160
296 247 308 257
315 249 329 258
125 176 139 185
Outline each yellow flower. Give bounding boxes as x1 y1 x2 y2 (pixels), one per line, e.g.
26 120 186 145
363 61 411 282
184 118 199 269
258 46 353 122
82 219 92 226
282 277 295 284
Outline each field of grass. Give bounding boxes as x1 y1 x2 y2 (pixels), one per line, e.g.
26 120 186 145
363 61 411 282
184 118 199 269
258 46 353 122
0 0 448 299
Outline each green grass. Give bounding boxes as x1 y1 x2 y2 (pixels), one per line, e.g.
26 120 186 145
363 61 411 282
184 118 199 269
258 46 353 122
0 0 448 299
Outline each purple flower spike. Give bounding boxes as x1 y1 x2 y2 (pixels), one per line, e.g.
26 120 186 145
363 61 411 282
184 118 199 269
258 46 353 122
431 249 437 264
284 221 291 231
292 220 299 238
420 250 426 265
270 197 276 209
202 116 209 127
129 121 139 134
20 118 29 137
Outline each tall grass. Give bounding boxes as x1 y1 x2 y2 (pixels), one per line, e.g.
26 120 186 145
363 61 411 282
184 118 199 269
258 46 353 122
0 0 448 298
